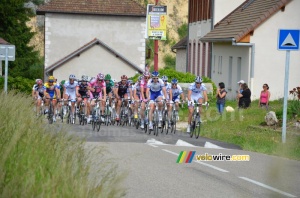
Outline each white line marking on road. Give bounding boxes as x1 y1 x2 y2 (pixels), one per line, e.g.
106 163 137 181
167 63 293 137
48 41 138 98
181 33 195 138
175 139 197 147
204 141 224 149
239 177 297 198
147 144 158 148
162 149 179 156
194 161 229 173
162 149 229 173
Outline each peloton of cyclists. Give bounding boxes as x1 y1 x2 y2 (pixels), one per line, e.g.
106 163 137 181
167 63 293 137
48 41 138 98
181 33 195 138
114 75 132 121
63 74 78 120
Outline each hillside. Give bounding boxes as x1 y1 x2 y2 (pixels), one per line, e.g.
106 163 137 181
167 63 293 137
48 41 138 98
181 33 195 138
29 0 189 68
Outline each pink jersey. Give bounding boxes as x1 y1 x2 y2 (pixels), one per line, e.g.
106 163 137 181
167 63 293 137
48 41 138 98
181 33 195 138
89 79 106 93
260 91 269 103
140 79 149 91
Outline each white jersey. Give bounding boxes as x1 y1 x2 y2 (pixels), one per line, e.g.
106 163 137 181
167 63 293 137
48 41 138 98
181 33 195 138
134 82 141 94
171 84 183 98
189 83 207 94
64 81 78 92
164 82 171 94
147 79 165 92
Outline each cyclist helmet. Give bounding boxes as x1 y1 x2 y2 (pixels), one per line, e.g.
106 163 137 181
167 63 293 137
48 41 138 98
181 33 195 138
97 73 104 80
112 79 116 83
35 79 42 84
89 77 95 82
138 75 143 81
161 75 168 81
127 79 133 85
81 75 89 82
171 78 178 84
69 74 76 80
121 75 128 80
143 71 150 77
48 76 55 82
151 71 159 77
195 76 203 83
105 74 111 81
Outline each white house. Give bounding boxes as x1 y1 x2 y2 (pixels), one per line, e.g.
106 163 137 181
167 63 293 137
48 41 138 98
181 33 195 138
37 0 146 81
201 0 300 100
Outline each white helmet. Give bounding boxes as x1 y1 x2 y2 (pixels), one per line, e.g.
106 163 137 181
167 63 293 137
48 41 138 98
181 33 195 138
195 76 203 83
161 75 168 81
81 75 89 82
69 74 76 80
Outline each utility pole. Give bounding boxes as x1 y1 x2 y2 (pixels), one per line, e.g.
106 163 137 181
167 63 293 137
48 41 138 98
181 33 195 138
154 0 159 71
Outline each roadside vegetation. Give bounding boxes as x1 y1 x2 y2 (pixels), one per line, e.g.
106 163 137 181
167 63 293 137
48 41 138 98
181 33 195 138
0 91 125 197
178 99 300 160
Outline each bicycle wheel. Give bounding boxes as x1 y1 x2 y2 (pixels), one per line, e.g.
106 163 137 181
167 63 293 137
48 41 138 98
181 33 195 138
97 120 101 132
190 120 195 138
48 103 54 124
195 121 201 139
171 113 176 134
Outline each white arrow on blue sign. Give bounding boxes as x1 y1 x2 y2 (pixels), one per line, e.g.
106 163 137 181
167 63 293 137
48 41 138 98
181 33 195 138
278 29 300 50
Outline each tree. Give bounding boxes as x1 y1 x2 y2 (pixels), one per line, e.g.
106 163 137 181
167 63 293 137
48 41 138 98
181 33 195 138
0 0 43 78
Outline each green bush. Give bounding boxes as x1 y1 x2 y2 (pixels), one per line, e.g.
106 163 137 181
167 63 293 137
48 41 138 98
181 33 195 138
163 54 176 70
0 76 35 94
0 91 125 197
177 23 188 40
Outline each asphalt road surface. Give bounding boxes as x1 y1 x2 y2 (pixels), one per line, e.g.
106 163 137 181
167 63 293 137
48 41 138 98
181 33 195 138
63 121 300 198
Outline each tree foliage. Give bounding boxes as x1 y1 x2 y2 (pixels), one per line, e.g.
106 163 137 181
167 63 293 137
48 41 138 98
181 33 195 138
177 23 188 40
0 0 43 79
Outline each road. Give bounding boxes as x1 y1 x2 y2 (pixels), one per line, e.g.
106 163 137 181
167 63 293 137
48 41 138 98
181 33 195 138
64 122 300 198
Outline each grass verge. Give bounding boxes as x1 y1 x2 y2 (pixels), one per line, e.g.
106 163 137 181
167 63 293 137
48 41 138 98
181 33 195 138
178 100 300 160
0 91 125 197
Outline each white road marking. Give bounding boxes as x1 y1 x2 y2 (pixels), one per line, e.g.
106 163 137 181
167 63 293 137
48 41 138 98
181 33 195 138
204 141 224 149
194 161 229 173
162 149 179 156
175 139 197 147
239 177 297 198
147 144 158 148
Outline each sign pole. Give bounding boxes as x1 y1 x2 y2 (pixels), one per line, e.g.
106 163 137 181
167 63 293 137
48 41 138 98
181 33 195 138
154 0 159 71
281 50 290 143
4 46 8 93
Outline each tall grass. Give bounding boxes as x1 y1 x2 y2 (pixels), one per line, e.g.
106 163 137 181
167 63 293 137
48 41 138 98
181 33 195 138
178 100 300 160
0 91 125 197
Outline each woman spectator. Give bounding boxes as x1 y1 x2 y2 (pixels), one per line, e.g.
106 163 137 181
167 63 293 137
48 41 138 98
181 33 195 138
259 84 270 110
237 83 251 109
216 82 227 114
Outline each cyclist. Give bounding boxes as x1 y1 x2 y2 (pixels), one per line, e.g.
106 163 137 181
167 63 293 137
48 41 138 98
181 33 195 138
44 76 61 122
161 75 173 127
63 74 78 118
139 71 150 129
187 76 208 133
90 73 106 122
60 80 66 99
114 75 132 121
33 79 46 116
146 71 167 130
76 75 91 123
104 74 115 107
32 79 42 100
170 78 184 120
133 76 143 120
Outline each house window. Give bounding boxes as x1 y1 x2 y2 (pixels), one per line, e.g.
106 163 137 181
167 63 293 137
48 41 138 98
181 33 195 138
188 42 192 72
202 42 206 76
197 42 201 76
218 56 222 74
193 42 196 74
237 57 242 82
228 56 233 91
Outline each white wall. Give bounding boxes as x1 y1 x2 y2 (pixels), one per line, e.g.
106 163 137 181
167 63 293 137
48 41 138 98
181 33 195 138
250 0 300 100
53 45 138 82
211 43 250 100
213 0 245 25
175 49 187 73
45 13 146 71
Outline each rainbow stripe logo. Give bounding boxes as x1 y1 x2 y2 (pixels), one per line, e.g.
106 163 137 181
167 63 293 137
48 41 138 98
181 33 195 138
176 151 196 163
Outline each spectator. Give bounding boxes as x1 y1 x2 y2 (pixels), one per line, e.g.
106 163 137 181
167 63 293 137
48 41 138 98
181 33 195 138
237 80 245 94
259 83 270 110
237 83 251 109
216 82 227 114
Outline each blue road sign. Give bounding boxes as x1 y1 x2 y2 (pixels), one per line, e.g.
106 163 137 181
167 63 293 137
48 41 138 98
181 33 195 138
278 29 300 50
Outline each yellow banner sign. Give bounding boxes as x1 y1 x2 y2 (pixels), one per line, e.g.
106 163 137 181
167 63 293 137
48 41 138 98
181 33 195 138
146 4 167 40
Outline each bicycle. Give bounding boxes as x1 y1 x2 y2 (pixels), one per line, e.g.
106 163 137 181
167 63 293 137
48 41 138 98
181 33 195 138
91 96 101 132
149 99 162 136
103 97 111 126
78 96 89 126
134 100 141 129
110 97 116 126
118 98 130 126
45 98 55 124
63 99 76 125
190 102 208 139
160 100 170 134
